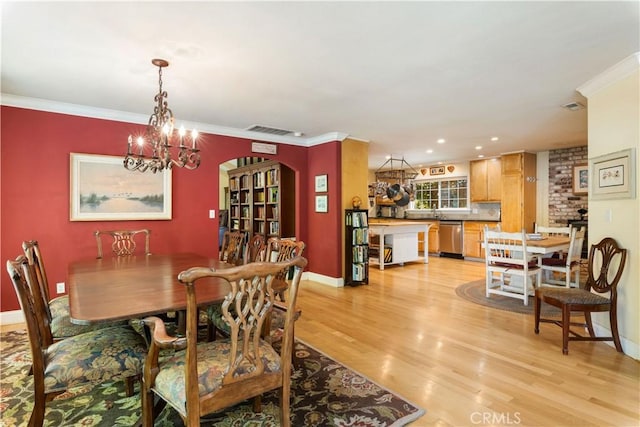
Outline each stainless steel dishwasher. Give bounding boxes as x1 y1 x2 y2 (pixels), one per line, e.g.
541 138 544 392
439 220 463 258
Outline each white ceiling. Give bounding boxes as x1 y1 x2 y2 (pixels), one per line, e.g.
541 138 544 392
1 1 638 170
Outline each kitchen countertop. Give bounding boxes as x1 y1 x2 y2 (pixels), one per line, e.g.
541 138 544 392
370 217 499 223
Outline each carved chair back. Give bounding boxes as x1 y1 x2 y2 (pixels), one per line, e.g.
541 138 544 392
142 256 308 426
219 230 247 265
95 229 151 259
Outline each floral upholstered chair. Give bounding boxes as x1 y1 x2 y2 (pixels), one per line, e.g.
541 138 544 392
22 240 126 340
141 257 307 426
6 255 147 427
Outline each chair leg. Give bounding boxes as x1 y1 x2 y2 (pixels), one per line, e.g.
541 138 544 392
609 307 623 352
584 312 595 337
279 385 291 427
562 304 571 355
534 294 541 334
29 399 46 427
124 375 138 397
141 381 154 427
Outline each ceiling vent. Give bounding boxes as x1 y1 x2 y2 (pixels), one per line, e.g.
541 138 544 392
246 124 294 136
562 102 585 111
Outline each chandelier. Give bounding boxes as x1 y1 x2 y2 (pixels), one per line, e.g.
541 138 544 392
124 59 200 173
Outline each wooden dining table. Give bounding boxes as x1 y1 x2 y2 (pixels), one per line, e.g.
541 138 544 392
522 235 571 255
68 253 230 325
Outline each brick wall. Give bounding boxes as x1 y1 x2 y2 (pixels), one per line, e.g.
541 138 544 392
548 146 588 226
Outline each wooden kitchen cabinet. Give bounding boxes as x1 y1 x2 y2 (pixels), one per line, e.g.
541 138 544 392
500 152 536 233
470 158 502 202
463 221 500 259
418 221 439 254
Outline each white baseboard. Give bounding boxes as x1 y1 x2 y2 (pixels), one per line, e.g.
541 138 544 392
0 310 24 325
592 323 639 360
302 271 344 287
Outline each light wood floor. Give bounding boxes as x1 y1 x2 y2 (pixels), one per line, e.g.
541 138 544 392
2 257 638 426
295 256 640 427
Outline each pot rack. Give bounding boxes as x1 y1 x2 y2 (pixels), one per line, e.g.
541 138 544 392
374 157 419 182
372 157 419 201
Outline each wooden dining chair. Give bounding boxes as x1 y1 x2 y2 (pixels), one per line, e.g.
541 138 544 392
483 227 541 306
535 237 627 355
265 237 306 301
6 255 147 427
22 240 125 340
95 229 151 259
534 224 573 267
539 228 585 288
246 233 267 263
141 256 307 427
219 230 247 265
207 236 305 343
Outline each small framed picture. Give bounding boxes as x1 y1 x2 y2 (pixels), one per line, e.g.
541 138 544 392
315 195 328 213
315 174 328 192
572 164 588 195
590 148 636 200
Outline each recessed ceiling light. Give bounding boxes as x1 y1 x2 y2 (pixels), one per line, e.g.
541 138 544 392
385 155 391 159
491 137 499 141
437 139 446 144
475 146 482 150
426 149 433 154
478 154 485 158
437 161 444 165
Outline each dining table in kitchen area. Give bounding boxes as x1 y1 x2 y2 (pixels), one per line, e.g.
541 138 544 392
67 252 231 325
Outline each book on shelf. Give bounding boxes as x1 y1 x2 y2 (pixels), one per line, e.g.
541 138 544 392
352 228 369 245
352 245 369 263
267 187 279 203
253 172 264 188
346 210 368 227
266 168 279 186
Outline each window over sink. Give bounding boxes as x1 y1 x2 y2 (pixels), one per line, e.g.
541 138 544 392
414 178 468 209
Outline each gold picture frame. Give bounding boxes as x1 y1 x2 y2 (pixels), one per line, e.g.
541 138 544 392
70 153 172 221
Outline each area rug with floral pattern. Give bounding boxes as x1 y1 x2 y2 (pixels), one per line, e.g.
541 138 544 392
0 329 424 426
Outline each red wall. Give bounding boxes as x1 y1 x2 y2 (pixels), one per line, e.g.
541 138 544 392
1 106 343 312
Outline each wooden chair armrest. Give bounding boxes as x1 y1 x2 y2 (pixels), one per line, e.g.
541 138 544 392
142 316 187 350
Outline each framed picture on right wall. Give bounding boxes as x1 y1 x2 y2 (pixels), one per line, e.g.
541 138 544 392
590 148 636 200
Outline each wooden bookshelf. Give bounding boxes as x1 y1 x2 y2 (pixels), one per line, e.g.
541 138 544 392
227 160 295 239
345 209 369 286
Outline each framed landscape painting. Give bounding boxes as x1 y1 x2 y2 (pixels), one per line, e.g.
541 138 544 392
70 153 172 221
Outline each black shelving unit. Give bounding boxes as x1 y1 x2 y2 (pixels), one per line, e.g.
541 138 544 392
345 209 369 286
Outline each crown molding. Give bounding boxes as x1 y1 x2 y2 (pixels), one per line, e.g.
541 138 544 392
0 93 351 147
577 52 640 98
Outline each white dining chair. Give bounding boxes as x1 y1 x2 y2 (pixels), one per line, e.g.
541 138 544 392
539 227 585 288
483 226 542 306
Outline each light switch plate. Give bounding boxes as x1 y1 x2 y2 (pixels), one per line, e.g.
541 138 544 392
209 209 216 219
56 282 65 294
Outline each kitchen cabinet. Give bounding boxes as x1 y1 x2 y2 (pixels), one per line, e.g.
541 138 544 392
418 221 439 254
470 158 502 202
463 221 500 259
500 152 536 233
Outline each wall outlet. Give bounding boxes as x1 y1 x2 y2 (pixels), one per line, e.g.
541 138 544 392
209 209 216 219
56 282 65 294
